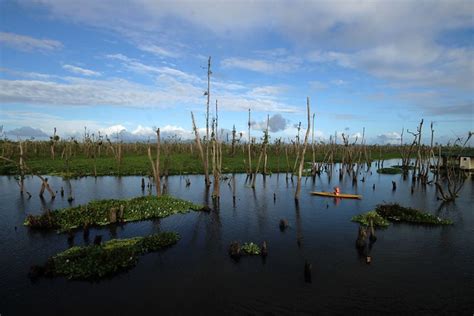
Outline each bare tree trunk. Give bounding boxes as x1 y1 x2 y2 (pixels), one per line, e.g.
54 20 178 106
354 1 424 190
147 129 161 196
251 116 269 189
19 141 25 193
204 56 211 188
247 109 252 176
191 112 210 186
295 97 311 201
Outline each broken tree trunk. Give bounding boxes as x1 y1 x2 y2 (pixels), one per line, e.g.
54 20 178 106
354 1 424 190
147 128 161 197
295 97 311 201
191 112 210 186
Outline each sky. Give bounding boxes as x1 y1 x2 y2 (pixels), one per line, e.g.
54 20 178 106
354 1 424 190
0 0 473 144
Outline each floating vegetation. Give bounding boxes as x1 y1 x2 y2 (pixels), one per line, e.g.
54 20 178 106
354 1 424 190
228 241 266 260
29 232 179 280
24 195 203 232
240 242 261 255
377 167 403 174
375 203 453 225
351 210 390 228
352 203 453 227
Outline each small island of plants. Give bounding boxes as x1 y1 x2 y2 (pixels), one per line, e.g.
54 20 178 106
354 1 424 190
29 232 180 280
24 195 204 232
352 203 453 227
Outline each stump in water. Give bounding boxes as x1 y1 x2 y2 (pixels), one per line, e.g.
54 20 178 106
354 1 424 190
118 205 124 222
228 241 241 261
109 208 117 223
39 178 56 199
356 226 367 249
93 235 102 245
392 181 397 191
304 260 312 283
29 265 46 281
261 241 268 257
279 219 289 231
141 178 145 190
200 205 211 212
369 220 377 242
67 231 74 247
60 187 64 197
373 184 376 190
83 224 90 242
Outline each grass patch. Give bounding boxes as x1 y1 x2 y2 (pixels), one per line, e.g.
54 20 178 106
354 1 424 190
351 210 390 227
0 147 404 177
377 167 403 174
31 232 179 280
24 195 203 232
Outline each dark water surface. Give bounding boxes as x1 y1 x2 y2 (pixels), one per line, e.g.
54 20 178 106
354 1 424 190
1 160 473 315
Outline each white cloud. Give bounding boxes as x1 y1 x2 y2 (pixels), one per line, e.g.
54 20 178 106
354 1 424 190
132 125 155 136
375 132 401 145
221 57 300 74
249 85 287 96
106 53 200 82
99 124 126 136
0 32 62 52
138 44 179 58
0 78 198 107
309 81 327 91
63 64 101 76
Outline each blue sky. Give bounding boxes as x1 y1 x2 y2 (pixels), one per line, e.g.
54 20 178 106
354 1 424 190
0 0 473 144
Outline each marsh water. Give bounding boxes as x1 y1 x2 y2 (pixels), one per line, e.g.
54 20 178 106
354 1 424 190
1 159 473 315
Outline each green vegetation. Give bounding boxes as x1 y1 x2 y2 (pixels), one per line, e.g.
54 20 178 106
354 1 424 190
31 232 179 280
240 242 261 255
351 210 390 227
377 167 403 174
375 203 453 225
352 203 453 227
0 140 405 177
24 195 203 232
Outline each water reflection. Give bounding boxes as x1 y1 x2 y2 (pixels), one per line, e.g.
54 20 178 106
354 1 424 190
0 159 473 314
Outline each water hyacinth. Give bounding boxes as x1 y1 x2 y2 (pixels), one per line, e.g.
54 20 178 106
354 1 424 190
352 203 453 227
240 242 261 255
24 195 203 232
31 232 180 280
351 210 390 228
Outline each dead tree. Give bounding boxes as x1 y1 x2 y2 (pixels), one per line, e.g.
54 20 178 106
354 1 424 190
204 56 212 188
147 128 161 196
212 100 222 200
247 109 253 176
435 132 472 201
191 112 210 186
251 115 269 189
295 97 311 201
49 127 59 160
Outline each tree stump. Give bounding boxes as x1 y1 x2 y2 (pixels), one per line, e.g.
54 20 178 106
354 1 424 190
261 241 268 257
228 241 241 260
279 219 289 231
304 260 312 283
109 207 117 223
93 235 102 245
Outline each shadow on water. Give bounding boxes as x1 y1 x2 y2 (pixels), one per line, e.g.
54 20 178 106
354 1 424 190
0 160 473 314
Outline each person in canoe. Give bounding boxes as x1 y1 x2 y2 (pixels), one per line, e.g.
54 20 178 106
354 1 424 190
333 186 340 196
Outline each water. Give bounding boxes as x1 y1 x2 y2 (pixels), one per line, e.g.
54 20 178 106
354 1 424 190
1 160 473 315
